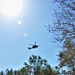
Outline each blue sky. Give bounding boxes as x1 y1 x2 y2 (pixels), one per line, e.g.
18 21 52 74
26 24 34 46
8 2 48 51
0 0 60 70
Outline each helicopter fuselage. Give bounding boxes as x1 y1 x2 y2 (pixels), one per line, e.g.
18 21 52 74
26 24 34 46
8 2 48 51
28 42 40 50
28 45 38 50
32 45 38 48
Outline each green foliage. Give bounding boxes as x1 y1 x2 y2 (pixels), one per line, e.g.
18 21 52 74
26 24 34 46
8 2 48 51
46 0 75 74
58 38 75 74
24 55 56 75
46 0 75 44
0 55 57 75
0 71 4 75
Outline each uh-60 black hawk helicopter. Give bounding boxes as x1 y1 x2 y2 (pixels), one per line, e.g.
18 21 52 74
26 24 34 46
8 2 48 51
28 42 41 50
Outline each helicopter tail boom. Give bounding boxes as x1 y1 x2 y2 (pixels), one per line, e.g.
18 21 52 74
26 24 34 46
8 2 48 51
28 47 31 50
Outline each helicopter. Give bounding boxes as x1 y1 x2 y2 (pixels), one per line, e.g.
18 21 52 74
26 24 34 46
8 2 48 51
28 42 41 50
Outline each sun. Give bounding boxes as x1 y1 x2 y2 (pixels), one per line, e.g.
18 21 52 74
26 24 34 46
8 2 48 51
0 0 23 18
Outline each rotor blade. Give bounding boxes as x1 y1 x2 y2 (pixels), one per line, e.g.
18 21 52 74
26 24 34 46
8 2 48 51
29 44 33 45
38 45 41 47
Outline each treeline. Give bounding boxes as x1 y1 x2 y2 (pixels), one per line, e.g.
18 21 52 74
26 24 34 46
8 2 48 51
0 55 58 75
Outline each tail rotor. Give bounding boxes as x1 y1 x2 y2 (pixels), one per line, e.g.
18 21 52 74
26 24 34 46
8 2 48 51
28 47 31 50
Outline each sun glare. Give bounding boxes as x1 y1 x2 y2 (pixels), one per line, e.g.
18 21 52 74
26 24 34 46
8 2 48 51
18 20 22 25
0 0 23 18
